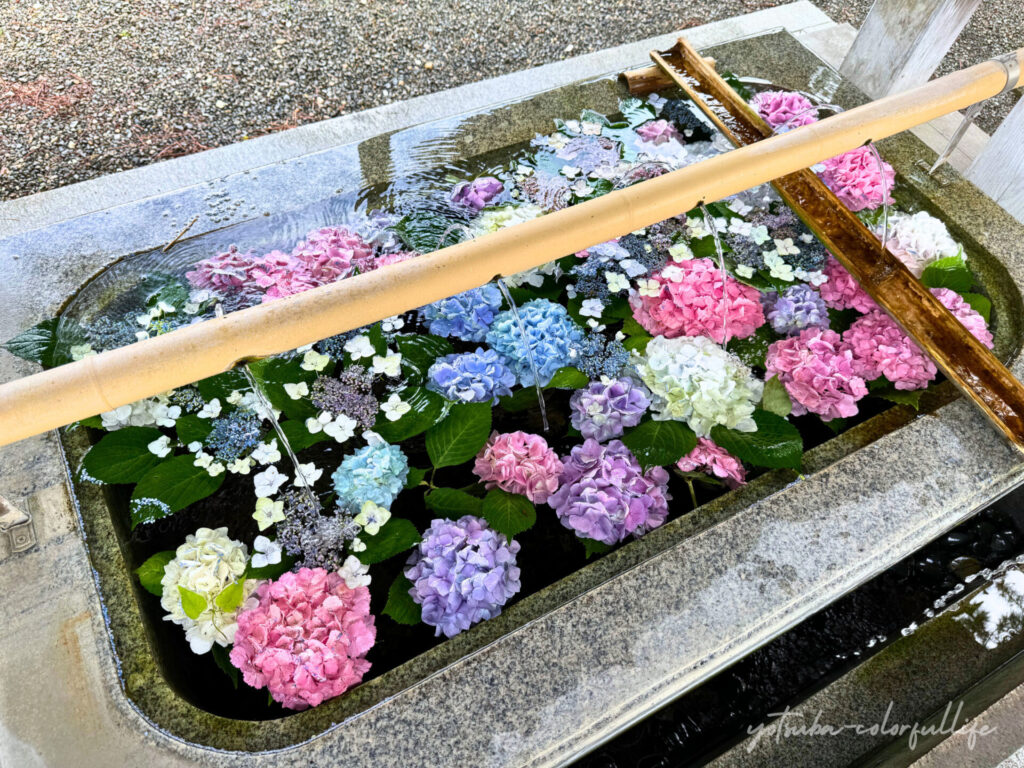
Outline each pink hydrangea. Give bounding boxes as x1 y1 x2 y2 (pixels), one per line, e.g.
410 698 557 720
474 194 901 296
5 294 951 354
250 250 319 302
819 255 878 313
766 327 868 420
843 288 993 390
677 437 746 488
473 431 564 504
843 311 936 390
292 226 376 276
819 146 895 212
374 250 419 268
229 568 376 711
636 119 681 146
932 287 994 349
628 259 765 343
752 90 818 130
185 245 261 295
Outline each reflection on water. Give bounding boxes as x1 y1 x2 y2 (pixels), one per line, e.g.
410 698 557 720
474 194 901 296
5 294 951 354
956 568 1024 650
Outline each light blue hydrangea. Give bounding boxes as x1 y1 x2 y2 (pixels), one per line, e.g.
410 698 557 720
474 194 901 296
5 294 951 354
420 284 505 342
331 436 409 513
485 298 584 387
427 348 517 404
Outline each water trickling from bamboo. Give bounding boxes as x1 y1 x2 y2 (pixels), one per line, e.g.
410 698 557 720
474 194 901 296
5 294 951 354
495 278 549 432
699 203 730 345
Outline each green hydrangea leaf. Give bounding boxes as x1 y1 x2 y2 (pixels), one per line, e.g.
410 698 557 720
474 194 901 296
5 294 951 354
130 454 225 528
710 409 803 471
211 644 240 689
546 367 589 389
727 325 773 370
921 255 973 293
178 585 207 620
395 334 453 382
425 487 483 516
175 414 213 446
195 370 249 402
374 387 446 443
872 385 922 410
245 553 296 580
3 316 86 368
620 419 698 470
761 375 793 418
425 401 492 468
278 418 330 452
582 538 613 559
961 292 992 323
481 488 536 538
246 356 317 421
82 426 166 484
356 518 421 565
214 580 245 612
405 467 428 489
392 210 465 252
384 575 421 625
134 550 175 596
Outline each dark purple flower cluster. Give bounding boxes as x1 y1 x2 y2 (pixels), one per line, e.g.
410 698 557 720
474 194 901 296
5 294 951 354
660 99 714 141
310 367 378 429
205 412 263 460
275 488 360 571
405 516 521 637
575 336 630 380
548 439 671 546
169 386 205 414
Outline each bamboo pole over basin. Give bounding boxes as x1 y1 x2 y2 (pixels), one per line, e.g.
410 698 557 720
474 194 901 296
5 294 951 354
0 46 1021 447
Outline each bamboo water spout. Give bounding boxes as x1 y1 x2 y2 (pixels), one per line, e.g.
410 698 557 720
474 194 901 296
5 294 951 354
0 46 1021 447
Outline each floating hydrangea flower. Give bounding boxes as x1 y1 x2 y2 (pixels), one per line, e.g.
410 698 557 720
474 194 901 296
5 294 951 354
636 119 681 146
309 367 378 430
932 287 994 349
250 250 319 301
470 203 544 236
160 527 255 655
331 434 409 513
819 255 878 313
205 411 263 461
548 439 670 545
877 210 961 277
661 99 715 141
230 568 376 710
473 431 563 504
575 335 630 380
292 226 376 278
421 284 504 342
405 516 521 638
569 376 650 442
427 348 517 404
766 328 867 418
633 335 763 436
485 299 584 386
185 245 261 297
764 284 829 335
451 176 504 210
819 146 895 213
276 489 360 570
374 250 419 268
676 437 746 488
628 259 765 343
752 90 818 130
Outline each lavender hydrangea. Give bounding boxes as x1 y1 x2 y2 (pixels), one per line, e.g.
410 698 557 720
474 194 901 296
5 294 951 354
205 412 263 460
548 439 671 545
485 299 584 387
764 284 830 335
404 515 521 637
331 435 409 513
420 285 504 342
569 377 650 442
310 367 378 429
427 348 517 404
276 488 361 571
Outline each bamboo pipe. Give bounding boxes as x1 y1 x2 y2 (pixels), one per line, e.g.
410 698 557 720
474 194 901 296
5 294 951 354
0 48 1021 447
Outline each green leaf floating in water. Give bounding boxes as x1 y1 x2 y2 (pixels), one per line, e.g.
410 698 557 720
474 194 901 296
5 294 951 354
211 644 240 689
546 367 589 389
621 419 698 470
482 488 536 538
356 518 421 565
3 316 86 369
214 580 246 613
175 414 213 446
383 574 421 626
395 334 453 383
425 487 483 516
921 255 973 293
761 375 793 418
178 585 207 620
710 409 803 471
425 401 492 469
130 454 225 528
374 387 447 443
82 426 166 484
134 550 176 596
391 210 465 252
961 292 992 323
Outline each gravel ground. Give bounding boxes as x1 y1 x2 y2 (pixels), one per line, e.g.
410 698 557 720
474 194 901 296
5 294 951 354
0 0 1020 201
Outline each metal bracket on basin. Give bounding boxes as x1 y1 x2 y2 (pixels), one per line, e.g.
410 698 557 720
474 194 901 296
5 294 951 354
0 494 37 554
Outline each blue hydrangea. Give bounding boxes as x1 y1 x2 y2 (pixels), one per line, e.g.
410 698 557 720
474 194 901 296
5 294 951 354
575 335 630 380
764 284 830 335
485 298 584 387
420 284 505 342
205 412 263 460
427 348 517 404
331 436 409 513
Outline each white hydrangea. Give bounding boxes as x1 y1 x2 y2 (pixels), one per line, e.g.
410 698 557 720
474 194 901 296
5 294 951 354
100 395 181 431
632 335 763 437
159 527 257 655
877 210 961 276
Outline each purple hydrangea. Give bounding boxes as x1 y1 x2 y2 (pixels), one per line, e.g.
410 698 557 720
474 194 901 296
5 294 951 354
764 284 830 336
405 516 521 637
569 377 650 442
426 348 517 404
451 177 504 210
548 439 671 545
420 284 504 342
